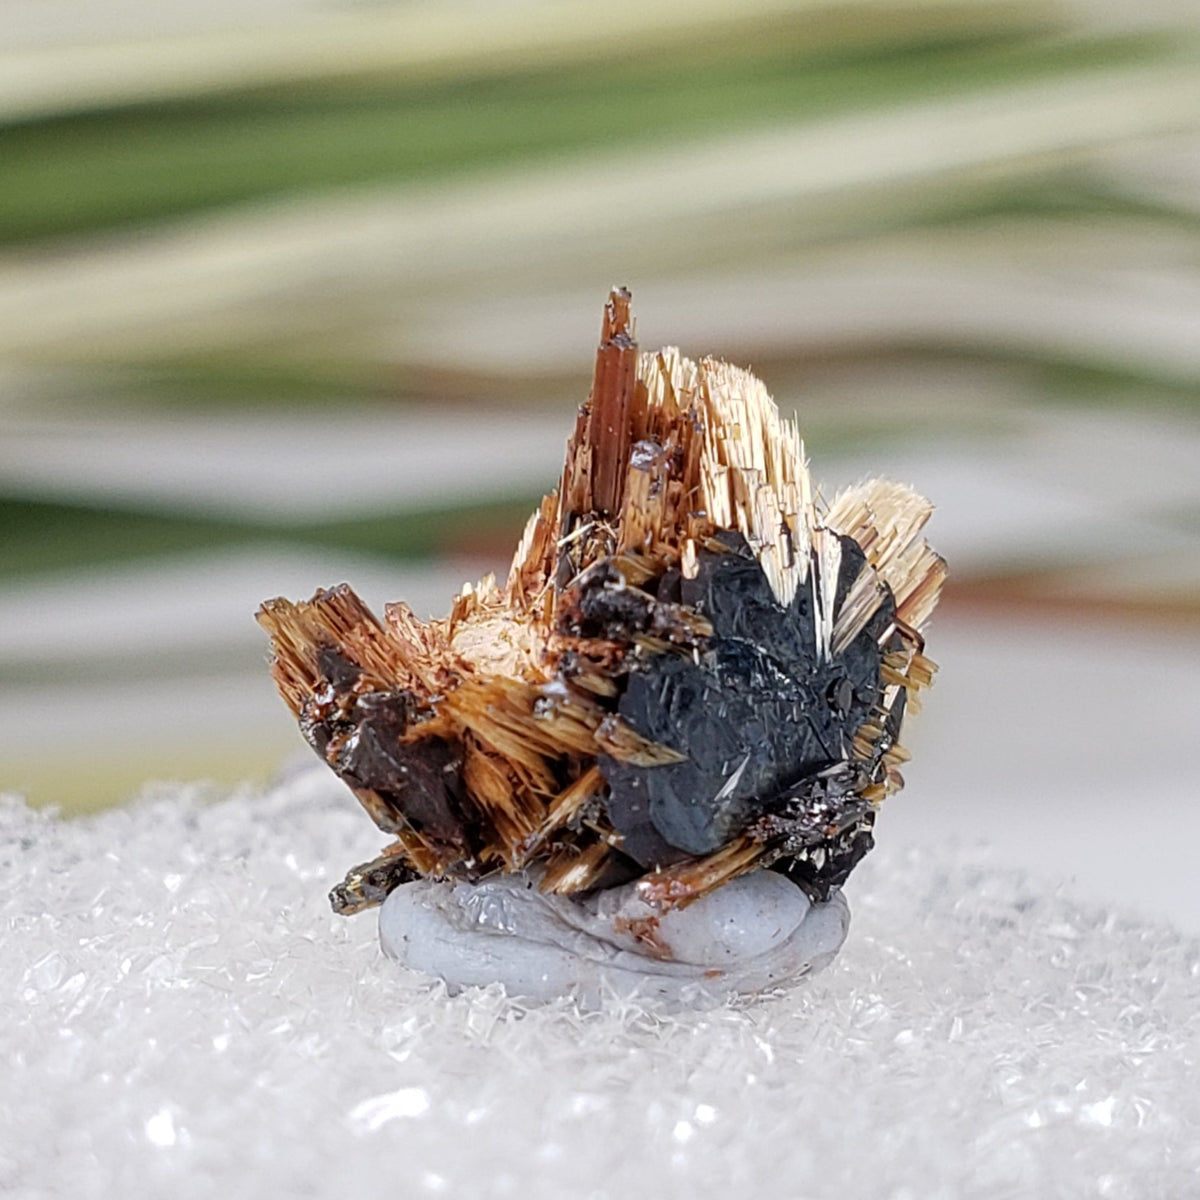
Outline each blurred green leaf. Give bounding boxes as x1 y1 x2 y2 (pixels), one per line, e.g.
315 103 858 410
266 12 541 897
0 31 1168 245
0 494 539 581
0 498 256 577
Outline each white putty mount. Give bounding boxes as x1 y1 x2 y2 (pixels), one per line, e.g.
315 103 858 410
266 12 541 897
379 870 849 1009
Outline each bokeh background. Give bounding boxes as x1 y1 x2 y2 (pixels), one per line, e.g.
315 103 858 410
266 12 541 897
3 0 1199 926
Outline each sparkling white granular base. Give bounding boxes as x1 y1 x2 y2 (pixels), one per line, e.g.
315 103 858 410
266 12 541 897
4 773 1198 1200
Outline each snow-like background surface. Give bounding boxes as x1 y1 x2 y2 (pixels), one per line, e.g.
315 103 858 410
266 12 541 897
6 772 1198 1200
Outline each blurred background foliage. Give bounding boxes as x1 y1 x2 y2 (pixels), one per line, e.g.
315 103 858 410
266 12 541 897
2 0 1199 855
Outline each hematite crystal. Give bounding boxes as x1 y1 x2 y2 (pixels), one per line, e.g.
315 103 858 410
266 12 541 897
602 532 896 897
258 288 945 919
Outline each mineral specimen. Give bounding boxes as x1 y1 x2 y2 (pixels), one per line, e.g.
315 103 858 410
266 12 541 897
258 288 945 949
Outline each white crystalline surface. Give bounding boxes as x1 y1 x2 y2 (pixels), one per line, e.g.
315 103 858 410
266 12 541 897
4 774 1198 1200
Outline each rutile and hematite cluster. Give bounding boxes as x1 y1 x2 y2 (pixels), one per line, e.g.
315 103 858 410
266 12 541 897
258 288 944 930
